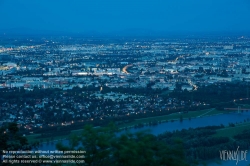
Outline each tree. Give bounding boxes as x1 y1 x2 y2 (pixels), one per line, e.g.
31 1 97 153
0 123 36 166
180 115 183 122
56 123 188 166
0 123 29 151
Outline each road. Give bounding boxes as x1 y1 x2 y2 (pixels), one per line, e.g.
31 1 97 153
122 64 133 74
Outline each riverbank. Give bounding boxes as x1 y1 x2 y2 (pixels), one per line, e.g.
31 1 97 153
117 108 229 129
26 108 234 143
214 121 250 138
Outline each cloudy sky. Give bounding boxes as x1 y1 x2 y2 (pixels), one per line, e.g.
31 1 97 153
1 0 250 35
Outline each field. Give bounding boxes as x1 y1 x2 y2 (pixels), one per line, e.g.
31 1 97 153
214 122 250 138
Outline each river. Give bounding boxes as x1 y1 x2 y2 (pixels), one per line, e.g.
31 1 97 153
37 111 250 165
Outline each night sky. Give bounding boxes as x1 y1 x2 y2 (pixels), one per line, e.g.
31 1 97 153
1 0 250 35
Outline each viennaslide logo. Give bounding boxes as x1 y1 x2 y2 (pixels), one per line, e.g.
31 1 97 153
219 146 248 165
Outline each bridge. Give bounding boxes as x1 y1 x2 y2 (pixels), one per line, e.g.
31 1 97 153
224 106 250 113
